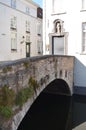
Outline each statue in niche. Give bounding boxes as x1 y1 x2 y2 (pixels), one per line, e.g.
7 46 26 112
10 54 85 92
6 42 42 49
56 22 61 33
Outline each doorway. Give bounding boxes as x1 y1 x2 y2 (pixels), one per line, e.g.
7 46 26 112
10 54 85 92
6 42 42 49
52 36 64 55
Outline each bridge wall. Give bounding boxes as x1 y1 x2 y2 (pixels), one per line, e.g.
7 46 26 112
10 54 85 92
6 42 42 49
0 55 74 130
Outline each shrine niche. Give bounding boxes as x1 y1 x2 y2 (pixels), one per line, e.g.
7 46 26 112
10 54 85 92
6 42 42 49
49 19 68 55
53 19 64 34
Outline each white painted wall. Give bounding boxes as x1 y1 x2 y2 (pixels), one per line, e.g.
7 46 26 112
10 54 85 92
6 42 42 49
43 0 86 88
0 0 43 61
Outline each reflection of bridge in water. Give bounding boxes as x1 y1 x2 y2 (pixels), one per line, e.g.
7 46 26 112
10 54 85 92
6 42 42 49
0 55 74 130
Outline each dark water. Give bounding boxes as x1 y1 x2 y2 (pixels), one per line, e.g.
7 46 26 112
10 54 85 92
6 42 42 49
17 93 86 130
72 94 86 130
18 92 72 130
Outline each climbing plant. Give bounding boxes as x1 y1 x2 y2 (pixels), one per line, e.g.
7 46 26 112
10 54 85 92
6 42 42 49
0 85 15 118
0 77 40 118
15 86 34 107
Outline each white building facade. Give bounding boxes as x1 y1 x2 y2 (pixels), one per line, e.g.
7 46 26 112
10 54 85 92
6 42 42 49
0 0 43 61
43 0 86 94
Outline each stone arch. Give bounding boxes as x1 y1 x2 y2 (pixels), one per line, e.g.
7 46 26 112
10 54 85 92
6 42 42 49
43 79 71 96
17 78 71 130
53 19 64 34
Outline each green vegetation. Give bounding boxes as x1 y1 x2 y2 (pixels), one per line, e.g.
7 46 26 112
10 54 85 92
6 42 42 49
15 86 34 107
3 66 12 73
23 62 29 68
0 85 15 106
0 77 39 118
0 85 14 118
29 77 39 89
0 106 12 118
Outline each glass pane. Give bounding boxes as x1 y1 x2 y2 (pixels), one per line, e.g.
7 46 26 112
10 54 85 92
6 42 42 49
82 0 86 9
11 33 17 50
26 45 29 53
54 0 64 13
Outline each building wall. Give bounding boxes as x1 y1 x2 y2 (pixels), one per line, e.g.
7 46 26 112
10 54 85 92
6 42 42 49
43 0 86 91
0 0 43 61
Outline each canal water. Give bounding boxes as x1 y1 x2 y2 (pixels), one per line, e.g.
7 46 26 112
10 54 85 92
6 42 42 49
17 93 86 130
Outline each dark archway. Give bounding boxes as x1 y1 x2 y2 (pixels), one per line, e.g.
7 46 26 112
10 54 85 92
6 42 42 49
17 79 71 130
43 79 71 95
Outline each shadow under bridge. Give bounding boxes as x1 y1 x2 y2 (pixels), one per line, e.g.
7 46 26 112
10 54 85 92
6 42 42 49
17 78 72 130
43 78 71 96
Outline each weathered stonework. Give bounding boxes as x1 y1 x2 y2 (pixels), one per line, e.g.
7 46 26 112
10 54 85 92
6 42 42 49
0 55 74 130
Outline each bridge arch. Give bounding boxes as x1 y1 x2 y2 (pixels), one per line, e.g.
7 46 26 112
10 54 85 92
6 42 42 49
43 79 71 96
43 78 71 96
17 78 71 130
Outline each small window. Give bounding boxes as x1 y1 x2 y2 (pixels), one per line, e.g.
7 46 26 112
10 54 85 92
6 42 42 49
37 23 42 36
11 32 17 51
26 35 30 43
11 0 16 8
82 22 86 52
37 7 43 19
37 40 42 54
26 7 30 14
82 0 86 10
53 0 65 13
26 20 30 33
10 16 17 30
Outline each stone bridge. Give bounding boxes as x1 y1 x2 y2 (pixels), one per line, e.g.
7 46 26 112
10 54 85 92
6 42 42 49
0 55 74 130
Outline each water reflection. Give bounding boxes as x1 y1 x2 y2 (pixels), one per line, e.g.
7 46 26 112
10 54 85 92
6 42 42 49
18 93 86 130
72 94 86 130
17 92 72 130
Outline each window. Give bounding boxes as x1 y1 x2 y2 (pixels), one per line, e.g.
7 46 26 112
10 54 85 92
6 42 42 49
11 0 16 8
11 32 17 51
82 22 86 52
26 35 30 43
82 0 86 10
26 7 30 14
37 40 42 53
26 20 30 33
37 23 42 36
52 0 65 13
37 7 43 19
10 16 17 30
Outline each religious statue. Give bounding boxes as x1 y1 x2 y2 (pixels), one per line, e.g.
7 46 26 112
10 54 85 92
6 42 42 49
56 22 61 33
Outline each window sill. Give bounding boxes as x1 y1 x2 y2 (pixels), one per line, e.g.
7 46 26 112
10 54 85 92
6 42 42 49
26 31 30 33
80 52 86 55
11 49 17 52
10 27 17 31
51 12 67 16
37 34 41 36
80 9 86 12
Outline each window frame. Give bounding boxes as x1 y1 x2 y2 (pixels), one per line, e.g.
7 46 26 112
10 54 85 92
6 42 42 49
11 0 16 8
37 23 42 36
82 22 86 53
52 0 66 14
82 0 86 10
26 20 30 33
26 35 30 43
37 40 42 54
11 32 17 51
26 7 30 14
10 15 17 30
